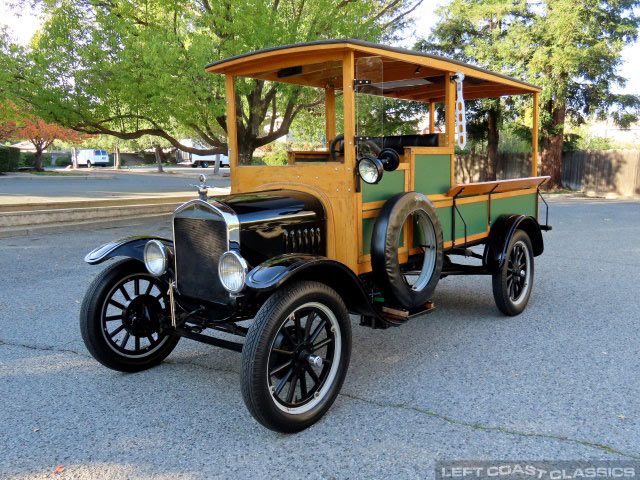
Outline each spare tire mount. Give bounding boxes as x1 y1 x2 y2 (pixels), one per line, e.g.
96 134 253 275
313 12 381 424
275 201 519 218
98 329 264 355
371 192 444 309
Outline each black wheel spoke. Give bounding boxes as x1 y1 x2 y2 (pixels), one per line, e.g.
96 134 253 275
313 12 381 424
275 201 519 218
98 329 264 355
281 327 296 349
309 319 326 343
134 279 140 296
304 312 315 341
272 348 294 356
135 336 140 352
299 371 308 398
108 324 124 337
286 373 299 403
269 360 293 376
105 315 122 322
293 314 303 342
305 364 320 385
121 332 130 348
274 368 293 396
145 281 153 295
109 299 125 310
312 337 333 352
147 335 155 345
119 286 131 302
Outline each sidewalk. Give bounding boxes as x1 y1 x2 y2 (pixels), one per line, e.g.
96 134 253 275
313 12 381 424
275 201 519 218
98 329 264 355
0 169 231 237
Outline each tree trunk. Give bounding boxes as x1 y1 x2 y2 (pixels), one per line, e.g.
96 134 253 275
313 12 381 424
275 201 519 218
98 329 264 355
34 149 44 172
154 145 164 173
237 140 255 166
541 102 566 189
71 147 78 168
486 107 499 181
114 146 121 170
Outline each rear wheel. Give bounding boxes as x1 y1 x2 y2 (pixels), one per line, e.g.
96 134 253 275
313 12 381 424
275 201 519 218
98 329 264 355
241 281 351 432
80 259 179 372
87 160 92 168
200 161 209 168
492 229 534 316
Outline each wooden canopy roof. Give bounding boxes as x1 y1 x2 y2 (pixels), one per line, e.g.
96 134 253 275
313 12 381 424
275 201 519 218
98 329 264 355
205 39 541 103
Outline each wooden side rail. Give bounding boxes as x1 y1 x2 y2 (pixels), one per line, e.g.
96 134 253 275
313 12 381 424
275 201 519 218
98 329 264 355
446 176 550 197
287 150 332 164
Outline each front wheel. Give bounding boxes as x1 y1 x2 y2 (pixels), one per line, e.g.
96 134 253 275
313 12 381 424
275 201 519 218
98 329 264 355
200 161 209 168
241 281 352 432
80 259 179 372
492 229 534 316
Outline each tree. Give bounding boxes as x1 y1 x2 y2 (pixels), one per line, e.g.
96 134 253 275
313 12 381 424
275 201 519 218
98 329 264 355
7 116 85 170
416 1 522 180
420 0 640 188
0 0 421 163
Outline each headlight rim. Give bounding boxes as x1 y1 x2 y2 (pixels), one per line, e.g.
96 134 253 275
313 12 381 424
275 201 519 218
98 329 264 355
357 155 384 184
218 250 248 294
143 239 169 277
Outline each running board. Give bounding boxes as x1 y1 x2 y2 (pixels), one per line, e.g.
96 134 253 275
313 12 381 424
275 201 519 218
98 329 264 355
361 301 435 329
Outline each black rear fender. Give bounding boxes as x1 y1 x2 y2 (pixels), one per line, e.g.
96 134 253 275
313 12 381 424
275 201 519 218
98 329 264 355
246 254 375 317
84 236 173 265
483 215 543 271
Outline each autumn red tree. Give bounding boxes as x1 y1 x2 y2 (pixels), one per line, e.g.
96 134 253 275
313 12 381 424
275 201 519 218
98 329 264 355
8 117 85 171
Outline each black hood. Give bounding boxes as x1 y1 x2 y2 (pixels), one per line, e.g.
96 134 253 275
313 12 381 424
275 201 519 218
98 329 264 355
211 189 326 267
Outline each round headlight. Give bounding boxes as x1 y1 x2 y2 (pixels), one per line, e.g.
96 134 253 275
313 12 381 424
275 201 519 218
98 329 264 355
143 240 168 276
218 251 247 293
357 155 384 184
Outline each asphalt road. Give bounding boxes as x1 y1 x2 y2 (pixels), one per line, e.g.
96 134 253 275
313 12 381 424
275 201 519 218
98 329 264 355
0 167 230 201
1 197 639 479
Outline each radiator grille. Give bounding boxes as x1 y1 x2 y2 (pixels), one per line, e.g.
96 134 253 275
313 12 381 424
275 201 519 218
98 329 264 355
173 205 228 303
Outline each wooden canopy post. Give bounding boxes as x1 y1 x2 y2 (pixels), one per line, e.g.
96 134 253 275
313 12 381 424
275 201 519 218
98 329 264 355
531 92 539 177
342 51 356 169
225 75 239 191
429 101 435 134
325 88 336 147
444 73 456 148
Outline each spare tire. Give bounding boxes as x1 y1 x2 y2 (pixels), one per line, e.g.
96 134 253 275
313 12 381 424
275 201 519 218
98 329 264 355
371 192 443 308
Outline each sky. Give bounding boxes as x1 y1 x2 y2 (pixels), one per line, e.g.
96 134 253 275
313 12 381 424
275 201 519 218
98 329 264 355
0 0 638 95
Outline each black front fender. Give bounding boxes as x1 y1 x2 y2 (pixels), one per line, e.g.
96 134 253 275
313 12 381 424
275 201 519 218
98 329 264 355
483 215 543 271
246 254 378 319
84 236 173 265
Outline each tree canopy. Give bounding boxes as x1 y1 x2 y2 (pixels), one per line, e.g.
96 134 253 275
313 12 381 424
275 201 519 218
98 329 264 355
0 0 421 159
418 0 640 187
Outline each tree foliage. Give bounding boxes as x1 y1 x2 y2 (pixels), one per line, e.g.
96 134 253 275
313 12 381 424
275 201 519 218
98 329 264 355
418 0 640 187
0 0 421 160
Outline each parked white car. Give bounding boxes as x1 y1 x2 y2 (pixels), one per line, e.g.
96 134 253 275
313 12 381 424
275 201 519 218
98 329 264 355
77 149 109 167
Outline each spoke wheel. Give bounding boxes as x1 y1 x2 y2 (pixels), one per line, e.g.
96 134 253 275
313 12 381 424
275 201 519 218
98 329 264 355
492 230 534 316
100 273 170 358
400 210 438 292
80 259 180 372
267 302 341 413
241 281 351 433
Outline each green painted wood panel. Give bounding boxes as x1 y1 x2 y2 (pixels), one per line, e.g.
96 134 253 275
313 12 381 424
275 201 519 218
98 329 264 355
435 201 488 243
414 154 451 195
489 193 537 224
362 217 404 255
361 170 405 203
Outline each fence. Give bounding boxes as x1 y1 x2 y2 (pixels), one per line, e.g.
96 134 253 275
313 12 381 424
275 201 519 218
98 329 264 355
456 150 640 197
562 150 640 196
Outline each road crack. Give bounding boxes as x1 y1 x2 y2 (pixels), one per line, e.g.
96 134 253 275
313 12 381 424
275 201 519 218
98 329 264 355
339 392 640 459
0 338 88 357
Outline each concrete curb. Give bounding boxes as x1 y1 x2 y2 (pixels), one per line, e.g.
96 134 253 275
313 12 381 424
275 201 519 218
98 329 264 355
0 213 172 239
0 194 200 212
0 202 184 228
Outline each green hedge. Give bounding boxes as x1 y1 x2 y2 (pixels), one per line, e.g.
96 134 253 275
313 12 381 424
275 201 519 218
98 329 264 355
0 146 20 172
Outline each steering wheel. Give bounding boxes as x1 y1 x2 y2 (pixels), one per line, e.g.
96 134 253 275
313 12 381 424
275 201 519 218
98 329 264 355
329 134 383 162
329 134 344 162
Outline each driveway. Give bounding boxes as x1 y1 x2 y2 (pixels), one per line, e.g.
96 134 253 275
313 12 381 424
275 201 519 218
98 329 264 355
1 197 639 479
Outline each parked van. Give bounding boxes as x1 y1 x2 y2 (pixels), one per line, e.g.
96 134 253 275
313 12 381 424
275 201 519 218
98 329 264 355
77 149 109 167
